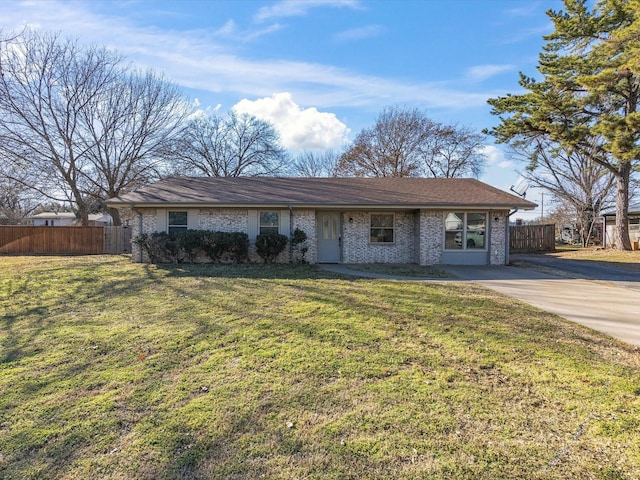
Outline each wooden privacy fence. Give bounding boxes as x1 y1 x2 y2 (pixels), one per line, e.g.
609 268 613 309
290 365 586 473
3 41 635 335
0 226 131 255
104 226 132 254
509 224 556 254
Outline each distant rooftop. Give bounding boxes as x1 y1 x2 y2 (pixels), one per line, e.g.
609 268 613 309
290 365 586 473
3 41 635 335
602 204 640 216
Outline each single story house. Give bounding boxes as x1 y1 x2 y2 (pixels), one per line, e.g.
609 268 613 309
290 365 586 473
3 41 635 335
29 212 113 227
106 177 536 265
602 203 640 249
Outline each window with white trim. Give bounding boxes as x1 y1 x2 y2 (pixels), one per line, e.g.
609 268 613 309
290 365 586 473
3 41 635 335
259 211 279 235
370 213 394 243
444 212 486 250
168 211 188 236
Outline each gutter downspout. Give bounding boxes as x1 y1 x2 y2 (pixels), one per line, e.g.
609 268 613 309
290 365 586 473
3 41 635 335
289 204 294 264
487 211 493 265
506 208 519 265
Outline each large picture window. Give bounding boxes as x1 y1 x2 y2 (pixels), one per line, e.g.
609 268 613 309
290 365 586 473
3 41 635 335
444 212 486 250
259 211 279 235
168 211 188 236
370 213 394 243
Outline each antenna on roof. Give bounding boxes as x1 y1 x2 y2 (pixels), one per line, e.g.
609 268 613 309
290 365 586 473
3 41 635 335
509 179 529 198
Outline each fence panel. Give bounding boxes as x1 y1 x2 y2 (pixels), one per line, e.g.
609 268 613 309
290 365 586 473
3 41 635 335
0 226 131 255
510 224 556 254
103 226 132 254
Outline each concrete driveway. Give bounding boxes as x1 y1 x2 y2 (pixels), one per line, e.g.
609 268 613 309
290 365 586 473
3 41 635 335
440 263 640 347
511 253 640 291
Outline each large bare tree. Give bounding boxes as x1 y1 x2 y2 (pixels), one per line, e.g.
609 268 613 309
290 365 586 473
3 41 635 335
0 30 189 225
421 123 486 178
0 176 41 224
168 111 287 177
336 106 434 177
336 106 486 178
511 138 616 246
291 150 339 177
79 70 188 225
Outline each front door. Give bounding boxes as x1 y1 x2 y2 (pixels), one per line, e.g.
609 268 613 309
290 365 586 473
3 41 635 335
317 212 341 263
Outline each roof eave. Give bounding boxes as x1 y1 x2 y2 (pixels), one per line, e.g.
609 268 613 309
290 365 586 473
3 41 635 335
106 200 536 210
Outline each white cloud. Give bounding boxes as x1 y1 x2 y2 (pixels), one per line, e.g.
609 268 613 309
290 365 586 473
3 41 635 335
334 25 386 42
480 145 513 169
254 0 361 23
466 64 514 82
233 92 350 151
506 3 545 17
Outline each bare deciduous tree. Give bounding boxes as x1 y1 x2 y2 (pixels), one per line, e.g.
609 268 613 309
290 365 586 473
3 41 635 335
336 106 486 178
336 106 434 177
512 138 616 246
421 124 486 178
0 29 189 225
79 70 188 225
291 150 339 177
168 111 287 177
0 177 41 224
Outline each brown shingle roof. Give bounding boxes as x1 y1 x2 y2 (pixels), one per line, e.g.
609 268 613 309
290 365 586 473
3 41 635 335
107 177 536 210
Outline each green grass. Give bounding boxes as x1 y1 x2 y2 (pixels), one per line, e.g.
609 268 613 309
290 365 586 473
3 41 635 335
550 246 640 271
344 263 451 278
1 255 639 479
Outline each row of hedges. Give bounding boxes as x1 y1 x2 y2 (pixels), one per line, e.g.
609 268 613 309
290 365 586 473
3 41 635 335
134 228 308 264
133 231 249 264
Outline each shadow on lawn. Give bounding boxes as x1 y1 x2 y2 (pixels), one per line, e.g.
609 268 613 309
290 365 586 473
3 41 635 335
152 263 351 281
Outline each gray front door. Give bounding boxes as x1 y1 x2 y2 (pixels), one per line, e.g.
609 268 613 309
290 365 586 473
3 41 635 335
317 212 341 263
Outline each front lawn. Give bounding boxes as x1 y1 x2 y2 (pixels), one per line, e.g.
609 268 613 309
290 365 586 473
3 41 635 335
552 246 640 271
0 256 639 479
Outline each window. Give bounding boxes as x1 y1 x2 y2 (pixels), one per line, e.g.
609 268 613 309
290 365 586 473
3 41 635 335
445 212 486 250
370 213 394 243
322 214 338 240
168 211 188 236
259 211 279 236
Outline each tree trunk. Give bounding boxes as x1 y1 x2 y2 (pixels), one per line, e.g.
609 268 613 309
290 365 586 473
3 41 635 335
77 205 89 226
614 162 632 250
108 206 122 226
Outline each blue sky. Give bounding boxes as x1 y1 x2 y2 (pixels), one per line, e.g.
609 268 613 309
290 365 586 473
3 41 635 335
0 0 566 218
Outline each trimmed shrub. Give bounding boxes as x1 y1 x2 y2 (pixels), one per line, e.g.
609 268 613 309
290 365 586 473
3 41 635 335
255 233 288 264
133 232 182 263
201 231 249 263
133 230 249 264
291 227 309 263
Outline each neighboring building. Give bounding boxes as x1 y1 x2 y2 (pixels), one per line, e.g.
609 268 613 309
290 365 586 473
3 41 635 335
106 177 536 265
29 212 113 227
602 204 640 249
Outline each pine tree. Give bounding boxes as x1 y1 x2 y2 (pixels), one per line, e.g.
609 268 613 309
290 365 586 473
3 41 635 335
487 0 639 249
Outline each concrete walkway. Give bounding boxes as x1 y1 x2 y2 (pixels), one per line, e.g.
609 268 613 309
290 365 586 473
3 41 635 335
319 263 640 347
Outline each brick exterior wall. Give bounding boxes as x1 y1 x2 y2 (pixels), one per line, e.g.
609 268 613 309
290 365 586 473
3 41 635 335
292 209 317 264
198 208 248 232
419 210 445 266
128 208 157 262
120 206 510 265
342 211 418 264
489 210 509 265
